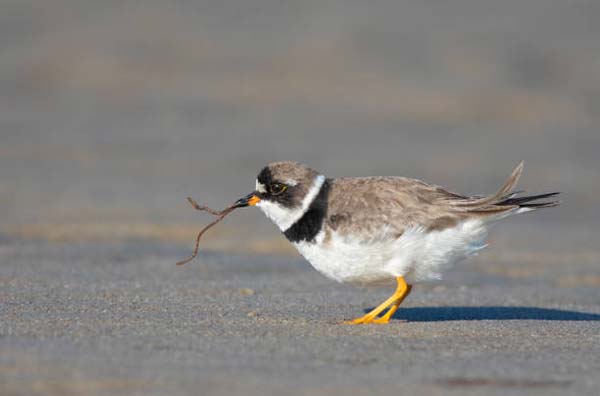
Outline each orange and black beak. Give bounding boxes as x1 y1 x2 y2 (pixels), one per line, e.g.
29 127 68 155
233 192 261 208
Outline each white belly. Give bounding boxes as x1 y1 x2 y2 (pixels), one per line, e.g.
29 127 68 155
293 220 488 285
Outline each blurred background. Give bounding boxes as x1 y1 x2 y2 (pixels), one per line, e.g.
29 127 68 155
1 0 599 256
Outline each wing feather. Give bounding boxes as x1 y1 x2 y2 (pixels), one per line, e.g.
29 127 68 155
324 162 558 241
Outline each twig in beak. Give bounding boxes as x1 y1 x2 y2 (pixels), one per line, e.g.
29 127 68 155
175 197 238 266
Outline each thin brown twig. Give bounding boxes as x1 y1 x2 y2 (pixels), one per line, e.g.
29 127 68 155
185 197 231 216
175 197 237 266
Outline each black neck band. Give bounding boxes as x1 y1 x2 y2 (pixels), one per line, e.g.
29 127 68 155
283 179 330 243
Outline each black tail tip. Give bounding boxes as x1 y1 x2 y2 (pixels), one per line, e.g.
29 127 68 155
499 191 561 208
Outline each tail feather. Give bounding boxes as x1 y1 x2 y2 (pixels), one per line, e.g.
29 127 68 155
492 160 525 202
447 162 561 216
452 161 524 207
497 192 561 208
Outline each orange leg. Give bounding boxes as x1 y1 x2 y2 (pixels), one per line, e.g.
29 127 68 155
372 283 412 324
344 276 412 325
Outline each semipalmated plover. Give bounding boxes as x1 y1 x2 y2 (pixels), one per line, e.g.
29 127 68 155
233 161 559 324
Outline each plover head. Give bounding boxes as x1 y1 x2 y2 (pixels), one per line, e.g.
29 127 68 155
233 161 326 231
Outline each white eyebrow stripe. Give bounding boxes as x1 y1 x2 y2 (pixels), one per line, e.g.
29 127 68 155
256 180 267 193
286 179 298 186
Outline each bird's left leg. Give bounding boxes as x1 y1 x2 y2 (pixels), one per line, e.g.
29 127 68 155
345 276 412 324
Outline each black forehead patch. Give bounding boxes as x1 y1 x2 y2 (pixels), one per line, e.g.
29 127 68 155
257 166 274 186
256 165 296 207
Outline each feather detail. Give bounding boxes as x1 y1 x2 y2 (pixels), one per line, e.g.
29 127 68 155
440 161 560 217
449 161 524 207
496 191 561 208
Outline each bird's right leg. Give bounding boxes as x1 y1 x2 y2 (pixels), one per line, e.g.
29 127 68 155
344 276 412 325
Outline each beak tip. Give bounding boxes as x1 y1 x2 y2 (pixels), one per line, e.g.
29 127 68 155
234 193 261 208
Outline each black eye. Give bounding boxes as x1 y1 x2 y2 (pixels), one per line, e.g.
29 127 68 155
269 183 287 195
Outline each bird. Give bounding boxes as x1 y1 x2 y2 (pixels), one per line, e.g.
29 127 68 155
232 161 560 324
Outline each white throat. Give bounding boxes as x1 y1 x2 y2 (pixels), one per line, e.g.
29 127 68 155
256 174 326 232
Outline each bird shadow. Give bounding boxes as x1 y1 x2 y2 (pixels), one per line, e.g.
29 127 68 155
363 306 600 322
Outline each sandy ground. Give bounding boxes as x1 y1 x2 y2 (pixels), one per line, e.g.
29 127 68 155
1 231 599 396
